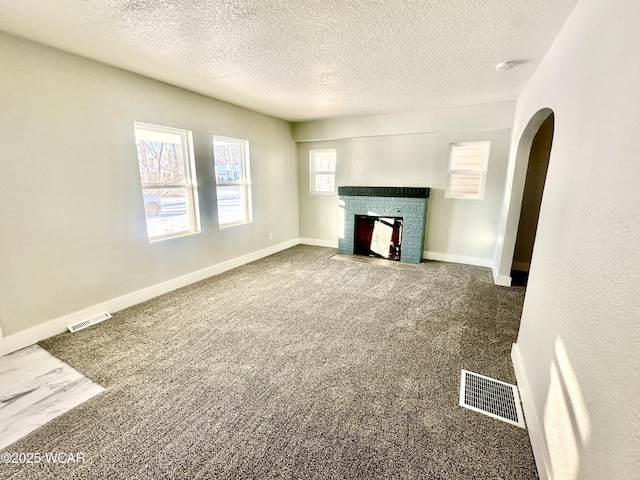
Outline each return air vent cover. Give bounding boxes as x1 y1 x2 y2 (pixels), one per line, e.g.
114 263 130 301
459 370 525 428
68 312 112 333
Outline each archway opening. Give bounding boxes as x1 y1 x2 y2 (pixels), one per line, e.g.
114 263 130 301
510 113 555 286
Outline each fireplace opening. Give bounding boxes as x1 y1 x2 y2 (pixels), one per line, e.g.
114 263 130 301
354 215 403 261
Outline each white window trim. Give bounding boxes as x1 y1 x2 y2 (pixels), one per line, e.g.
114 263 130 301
310 148 336 195
134 121 200 242
213 135 252 228
445 141 491 200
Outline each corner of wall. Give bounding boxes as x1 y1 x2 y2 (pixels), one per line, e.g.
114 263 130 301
492 265 512 286
299 238 339 248
424 251 493 268
0 325 7 356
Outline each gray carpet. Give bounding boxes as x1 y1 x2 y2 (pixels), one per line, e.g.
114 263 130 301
4 245 538 479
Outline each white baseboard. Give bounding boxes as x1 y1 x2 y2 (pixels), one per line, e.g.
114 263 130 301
421 252 514 287
299 238 339 248
2 239 299 356
423 251 492 268
512 343 554 480
492 265 512 286
0 324 7 357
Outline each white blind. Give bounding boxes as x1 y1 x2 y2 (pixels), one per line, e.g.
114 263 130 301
449 173 483 195
447 142 490 198
450 145 487 171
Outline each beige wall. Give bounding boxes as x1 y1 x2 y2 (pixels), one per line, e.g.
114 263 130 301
296 104 514 264
0 33 298 338
503 0 640 478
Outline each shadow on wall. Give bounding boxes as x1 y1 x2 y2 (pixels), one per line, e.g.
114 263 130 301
426 188 497 261
543 337 591 479
425 189 452 252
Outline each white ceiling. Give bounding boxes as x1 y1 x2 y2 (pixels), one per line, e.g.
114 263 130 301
0 0 578 122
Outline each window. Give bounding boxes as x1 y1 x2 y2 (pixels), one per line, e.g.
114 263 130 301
446 141 491 199
134 122 200 242
213 135 252 227
310 148 336 194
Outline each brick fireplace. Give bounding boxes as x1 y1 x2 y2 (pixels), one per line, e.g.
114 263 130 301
338 186 430 264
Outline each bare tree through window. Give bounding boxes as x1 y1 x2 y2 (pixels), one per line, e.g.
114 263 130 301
134 122 200 241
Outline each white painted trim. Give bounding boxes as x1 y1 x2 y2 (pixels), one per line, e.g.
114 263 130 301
423 251 492 268
492 265 512 287
1 239 299 356
512 343 554 480
512 261 531 272
292 101 516 142
0 324 7 356
299 238 339 248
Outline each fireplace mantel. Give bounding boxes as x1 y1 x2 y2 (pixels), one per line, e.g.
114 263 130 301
338 186 430 198
338 186 430 264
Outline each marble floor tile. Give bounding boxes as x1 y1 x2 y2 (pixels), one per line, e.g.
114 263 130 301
0 345 104 450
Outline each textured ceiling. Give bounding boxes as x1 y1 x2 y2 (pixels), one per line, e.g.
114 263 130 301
0 0 578 121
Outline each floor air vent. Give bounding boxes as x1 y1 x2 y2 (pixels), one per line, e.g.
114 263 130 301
459 370 525 428
68 312 112 333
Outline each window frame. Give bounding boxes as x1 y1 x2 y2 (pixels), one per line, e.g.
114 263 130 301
213 135 252 228
133 121 200 242
309 148 337 195
445 141 491 200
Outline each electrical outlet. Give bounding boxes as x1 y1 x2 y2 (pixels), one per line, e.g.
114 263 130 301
268 233 273 241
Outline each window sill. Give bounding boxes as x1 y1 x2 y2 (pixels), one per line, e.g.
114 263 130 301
148 229 201 243
310 191 337 196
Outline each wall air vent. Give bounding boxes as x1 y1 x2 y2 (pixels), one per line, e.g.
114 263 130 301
459 370 525 428
68 312 112 333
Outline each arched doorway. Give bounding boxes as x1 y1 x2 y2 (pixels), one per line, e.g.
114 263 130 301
493 108 555 286
511 113 554 286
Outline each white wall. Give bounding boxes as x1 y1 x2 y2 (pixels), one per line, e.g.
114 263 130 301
0 33 298 343
295 103 514 265
504 0 640 478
